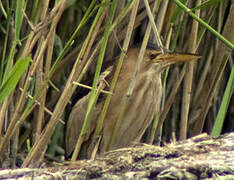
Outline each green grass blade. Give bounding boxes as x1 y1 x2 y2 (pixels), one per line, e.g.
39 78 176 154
81 0 118 137
15 0 25 44
192 0 227 11
49 0 98 77
3 0 26 84
173 0 234 50
211 65 234 137
171 0 188 23
0 56 31 103
0 0 7 19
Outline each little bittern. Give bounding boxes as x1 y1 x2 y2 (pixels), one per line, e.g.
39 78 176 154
66 47 200 158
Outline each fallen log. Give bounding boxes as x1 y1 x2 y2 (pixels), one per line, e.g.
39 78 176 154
0 132 234 179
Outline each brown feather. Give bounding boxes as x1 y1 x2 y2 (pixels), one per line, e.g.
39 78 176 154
65 48 200 158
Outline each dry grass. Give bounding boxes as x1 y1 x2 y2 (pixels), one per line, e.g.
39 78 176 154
0 0 233 167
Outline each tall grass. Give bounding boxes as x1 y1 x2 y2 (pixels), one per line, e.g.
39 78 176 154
0 0 233 167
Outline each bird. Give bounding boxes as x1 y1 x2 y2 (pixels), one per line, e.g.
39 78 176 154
65 46 200 158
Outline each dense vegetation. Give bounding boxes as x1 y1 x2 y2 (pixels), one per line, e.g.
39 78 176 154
0 0 233 167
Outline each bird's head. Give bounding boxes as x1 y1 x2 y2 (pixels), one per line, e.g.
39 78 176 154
143 48 201 73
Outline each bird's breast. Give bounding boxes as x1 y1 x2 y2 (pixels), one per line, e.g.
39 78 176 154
102 70 162 151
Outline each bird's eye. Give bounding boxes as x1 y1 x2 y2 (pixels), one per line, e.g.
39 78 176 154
149 52 159 60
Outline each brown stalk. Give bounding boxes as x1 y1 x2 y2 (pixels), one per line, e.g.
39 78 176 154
105 1 126 60
180 1 200 140
70 8 107 161
156 65 187 135
0 95 11 134
163 1 176 38
32 35 46 143
192 48 213 117
32 0 51 143
156 0 169 35
22 0 104 166
48 2 154 111
0 0 67 162
55 0 154 76
191 3 234 136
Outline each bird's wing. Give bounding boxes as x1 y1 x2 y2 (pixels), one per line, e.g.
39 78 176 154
65 66 113 157
65 94 102 157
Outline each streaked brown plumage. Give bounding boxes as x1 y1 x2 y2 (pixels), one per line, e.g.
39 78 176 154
66 47 200 158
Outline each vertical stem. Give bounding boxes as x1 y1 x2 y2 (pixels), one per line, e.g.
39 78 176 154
71 0 118 160
180 1 200 140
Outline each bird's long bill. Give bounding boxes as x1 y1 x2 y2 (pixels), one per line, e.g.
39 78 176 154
154 52 201 64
